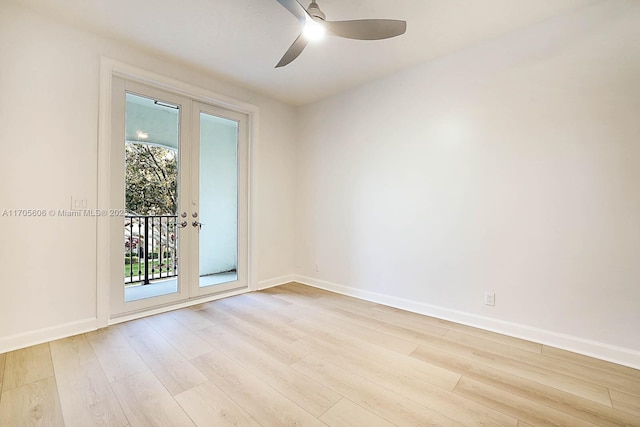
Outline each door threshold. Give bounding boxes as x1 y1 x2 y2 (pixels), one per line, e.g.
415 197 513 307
125 278 179 302
110 285 249 325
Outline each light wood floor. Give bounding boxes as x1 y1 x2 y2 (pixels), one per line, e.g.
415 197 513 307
1 282 639 426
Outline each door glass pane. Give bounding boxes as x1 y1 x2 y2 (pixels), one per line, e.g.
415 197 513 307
124 93 180 301
199 112 239 287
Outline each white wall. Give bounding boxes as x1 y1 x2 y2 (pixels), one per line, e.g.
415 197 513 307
0 1 296 351
294 0 640 367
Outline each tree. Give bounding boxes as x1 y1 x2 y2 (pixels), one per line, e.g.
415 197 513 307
125 143 178 215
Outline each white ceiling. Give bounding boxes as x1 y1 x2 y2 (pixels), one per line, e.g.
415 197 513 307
12 0 593 105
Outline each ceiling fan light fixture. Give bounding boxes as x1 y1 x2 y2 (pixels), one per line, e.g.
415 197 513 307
274 0 406 67
303 20 326 41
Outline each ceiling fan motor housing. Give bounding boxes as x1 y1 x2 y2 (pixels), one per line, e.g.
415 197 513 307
307 1 326 20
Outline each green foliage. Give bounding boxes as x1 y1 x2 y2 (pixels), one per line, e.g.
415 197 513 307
125 143 178 215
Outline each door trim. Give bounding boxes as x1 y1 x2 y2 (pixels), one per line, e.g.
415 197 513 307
97 57 259 327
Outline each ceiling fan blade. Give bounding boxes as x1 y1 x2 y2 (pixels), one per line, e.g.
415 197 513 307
275 0 308 24
276 34 309 68
324 19 407 40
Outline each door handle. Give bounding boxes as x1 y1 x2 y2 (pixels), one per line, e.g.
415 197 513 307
192 221 204 230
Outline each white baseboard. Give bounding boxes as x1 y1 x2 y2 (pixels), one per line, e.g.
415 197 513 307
256 274 296 290
0 318 98 354
294 275 640 370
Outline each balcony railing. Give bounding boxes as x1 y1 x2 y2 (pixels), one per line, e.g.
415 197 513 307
125 215 178 285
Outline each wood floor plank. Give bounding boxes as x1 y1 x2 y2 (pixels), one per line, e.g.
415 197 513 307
314 295 383 319
453 376 600 427
270 287 449 343
0 376 64 426
291 317 462 391
610 388 640 418
414 333 613 407
280 282 335 298
317 305 390 330
319 398 396 427
175 380 261 427
275 291 421 354
308 312 418 355
222 292 289 312
2 343 54 391
445 329 640 397
0 352 5 393
435 321 543 354
261 286 328 308
192 349 326 426
329 301 452 339
49 335 128 427
199 323 341 417
197 304 309 365
260 285 348 314
375 318 449 341
145 312 215 359
117 319 207 396
86 326 149 383
227 295 305 325
295 334 516 426
169 307 216 332
276 285 448 338
542 345 640 383
111 370 195 427
314 291 380 309
443 329 540 358
293 354 461 426
411 343 640 426
373 304 543 354
271 292 390 332
213 296 308 342
243 290 293 309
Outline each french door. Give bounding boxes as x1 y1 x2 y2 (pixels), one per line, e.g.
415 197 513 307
109 78 248 317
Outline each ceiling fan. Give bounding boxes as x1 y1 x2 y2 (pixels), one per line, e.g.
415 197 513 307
274 0 407 67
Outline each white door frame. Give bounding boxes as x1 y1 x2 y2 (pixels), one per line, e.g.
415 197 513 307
97 57 259 326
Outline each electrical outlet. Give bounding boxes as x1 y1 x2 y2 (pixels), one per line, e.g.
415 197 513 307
71 196 87 211
485 292 495 306
314 263 319 272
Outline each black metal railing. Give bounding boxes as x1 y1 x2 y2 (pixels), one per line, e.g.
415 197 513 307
125 215 178 285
